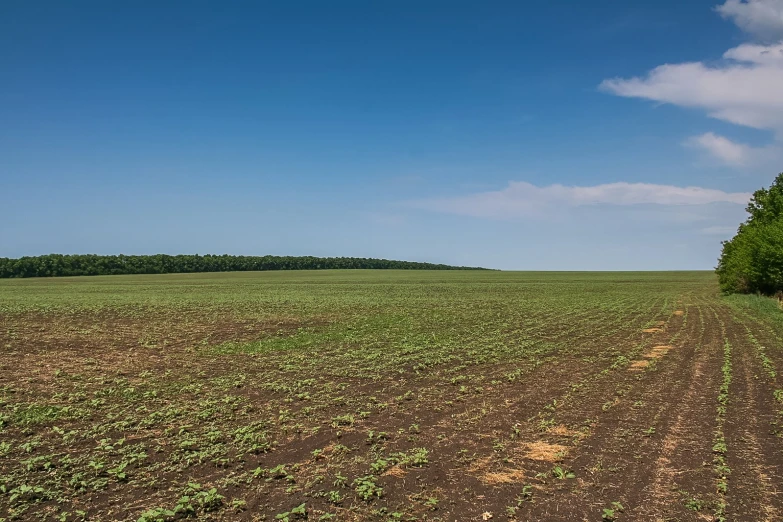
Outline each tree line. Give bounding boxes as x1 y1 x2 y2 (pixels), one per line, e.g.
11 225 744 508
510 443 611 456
0 254 487 279
717 172 783 296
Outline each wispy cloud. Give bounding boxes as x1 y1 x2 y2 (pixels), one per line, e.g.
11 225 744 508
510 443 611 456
685 132 774 165
701 225 739 235
411 181 750 219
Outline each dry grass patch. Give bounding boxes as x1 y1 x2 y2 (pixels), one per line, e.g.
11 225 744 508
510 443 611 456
482 468 526 484
644 345 674 358
523 441 568 462
383 465 407 478
468 457 526 484
630 345 674 370
546 424 582 437
468 457 493 472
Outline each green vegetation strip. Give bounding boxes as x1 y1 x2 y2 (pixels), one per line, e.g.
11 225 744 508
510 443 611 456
713 338 732 522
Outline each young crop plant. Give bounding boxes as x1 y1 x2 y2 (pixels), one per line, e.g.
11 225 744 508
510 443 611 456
262 464 296 483
174 483 225 516
137 507 176 522
518 484 534 502
601 502 624 520
8 483 50 505
366 430 390 444
353 475 383 501
275 503 307 521
330 414 355 428
684 497 704 512
551 466 575 479
230 498 247 512
326 490 344 505
370 457 390 474
393 447 429 467
333 473 348 489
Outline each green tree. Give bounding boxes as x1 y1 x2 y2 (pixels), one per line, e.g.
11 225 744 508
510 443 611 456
0 253 486 278
717 172 783 295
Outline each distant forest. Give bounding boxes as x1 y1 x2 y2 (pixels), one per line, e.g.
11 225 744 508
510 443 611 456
0 254 486 278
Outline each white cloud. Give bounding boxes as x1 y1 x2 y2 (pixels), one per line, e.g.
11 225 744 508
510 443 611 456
716 0 783 40
685 132 773 165
600 43 783 133
723 41 783 63
601 1 783 167
412 181 750 219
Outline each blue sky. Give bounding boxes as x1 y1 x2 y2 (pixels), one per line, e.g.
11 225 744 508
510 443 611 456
2 0 782 270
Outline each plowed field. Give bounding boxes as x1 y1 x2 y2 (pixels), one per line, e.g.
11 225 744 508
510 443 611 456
1 271 781 521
